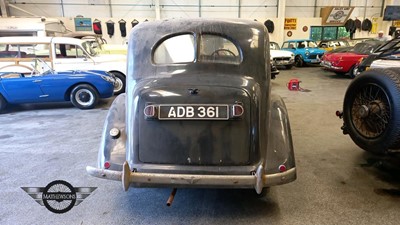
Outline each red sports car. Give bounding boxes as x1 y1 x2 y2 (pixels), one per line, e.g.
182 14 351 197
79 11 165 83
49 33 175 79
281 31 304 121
320 41 383 78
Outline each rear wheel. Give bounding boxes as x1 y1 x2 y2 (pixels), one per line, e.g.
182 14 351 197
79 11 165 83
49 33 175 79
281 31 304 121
111 71 126 95
70 84 99 109
295 55 304 67
0 94 7 113
343 68 400 153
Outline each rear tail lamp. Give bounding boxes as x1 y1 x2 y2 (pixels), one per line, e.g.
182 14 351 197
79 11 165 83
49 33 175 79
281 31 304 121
279 164 286 172
104 161 111 169
231 104 244 117
144 105 157 118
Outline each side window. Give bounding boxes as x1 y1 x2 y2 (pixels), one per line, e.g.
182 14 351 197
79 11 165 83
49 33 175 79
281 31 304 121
56 44 87 58
30 44 51 58
153 34 195 64
0 43 50 58
199 34 240 64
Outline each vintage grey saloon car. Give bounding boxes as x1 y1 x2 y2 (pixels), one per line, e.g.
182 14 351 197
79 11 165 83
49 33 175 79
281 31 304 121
86 18 296 196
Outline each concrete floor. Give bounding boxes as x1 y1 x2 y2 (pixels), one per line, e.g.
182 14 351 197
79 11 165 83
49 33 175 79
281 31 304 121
1 66 399 225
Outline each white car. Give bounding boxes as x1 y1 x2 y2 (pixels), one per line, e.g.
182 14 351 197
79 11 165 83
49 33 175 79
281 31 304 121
270 42 295 69
0 36 127 94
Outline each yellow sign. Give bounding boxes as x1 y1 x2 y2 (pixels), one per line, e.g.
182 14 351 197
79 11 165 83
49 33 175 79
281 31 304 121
394 20 400 28
284 18 297 30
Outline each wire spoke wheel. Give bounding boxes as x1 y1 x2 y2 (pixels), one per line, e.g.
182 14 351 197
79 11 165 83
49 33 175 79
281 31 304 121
343 68 400 153
351 83 390 138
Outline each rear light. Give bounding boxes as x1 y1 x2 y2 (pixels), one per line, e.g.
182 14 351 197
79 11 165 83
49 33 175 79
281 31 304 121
144 105 157 118
104 161 111 169
231 104 244 117
279 164 286 172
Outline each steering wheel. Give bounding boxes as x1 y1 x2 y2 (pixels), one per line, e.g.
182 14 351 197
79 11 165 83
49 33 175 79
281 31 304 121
211 49 236 57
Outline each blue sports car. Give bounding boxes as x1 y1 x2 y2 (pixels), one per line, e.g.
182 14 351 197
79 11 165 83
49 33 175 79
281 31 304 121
0 59 115 112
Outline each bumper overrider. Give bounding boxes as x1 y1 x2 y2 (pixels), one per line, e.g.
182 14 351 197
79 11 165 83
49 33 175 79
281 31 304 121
86 162 296 194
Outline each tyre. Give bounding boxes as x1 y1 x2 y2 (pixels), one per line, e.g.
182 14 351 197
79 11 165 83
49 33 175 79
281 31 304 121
70 84 99 109
349 65 359 78
343 68 400 153
0 94 7 113
295 55 304 67
285 64 293 69
111 71 126 95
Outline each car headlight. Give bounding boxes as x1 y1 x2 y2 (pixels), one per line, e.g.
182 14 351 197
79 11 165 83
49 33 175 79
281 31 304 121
305 51 310 56
101 75 115 83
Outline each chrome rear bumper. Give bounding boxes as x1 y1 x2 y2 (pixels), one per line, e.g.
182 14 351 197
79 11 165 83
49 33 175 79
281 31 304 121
86 161 296 194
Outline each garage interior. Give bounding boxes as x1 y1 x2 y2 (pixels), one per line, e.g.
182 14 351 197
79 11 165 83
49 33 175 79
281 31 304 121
1 1 400 225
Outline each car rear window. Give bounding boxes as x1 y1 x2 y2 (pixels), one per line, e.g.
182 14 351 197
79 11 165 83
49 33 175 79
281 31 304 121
153 33 241 65
198 34 241 64
153 34 195 64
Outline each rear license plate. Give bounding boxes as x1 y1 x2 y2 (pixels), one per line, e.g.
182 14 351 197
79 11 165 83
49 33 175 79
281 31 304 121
158 104 229 120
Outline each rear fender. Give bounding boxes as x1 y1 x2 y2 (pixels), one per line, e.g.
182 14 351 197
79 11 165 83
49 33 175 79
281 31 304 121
97 93 126 171
265 94 296 174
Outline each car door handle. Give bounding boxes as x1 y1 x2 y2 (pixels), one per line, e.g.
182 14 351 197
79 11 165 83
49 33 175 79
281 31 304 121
33 80 42 83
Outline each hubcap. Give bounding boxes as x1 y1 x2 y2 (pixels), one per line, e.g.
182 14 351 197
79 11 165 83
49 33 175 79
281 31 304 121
75 89 94 106
114 77 123 93
353 67 359 77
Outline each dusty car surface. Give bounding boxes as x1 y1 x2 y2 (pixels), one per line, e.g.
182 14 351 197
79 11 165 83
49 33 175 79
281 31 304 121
86 18 296 196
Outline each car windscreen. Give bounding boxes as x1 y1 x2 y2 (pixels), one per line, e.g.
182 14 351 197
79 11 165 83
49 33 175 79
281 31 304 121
82 41 97 57
297 41 318 48
270 42 280 50
351 42 382 54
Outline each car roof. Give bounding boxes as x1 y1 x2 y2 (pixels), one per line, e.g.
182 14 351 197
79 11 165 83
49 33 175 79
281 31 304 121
128 18 268 79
